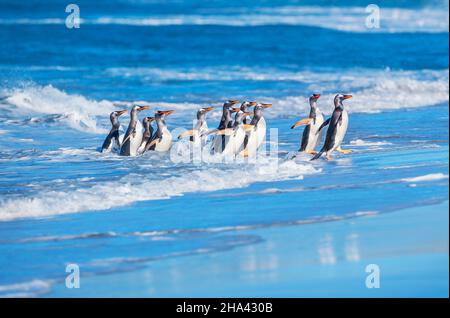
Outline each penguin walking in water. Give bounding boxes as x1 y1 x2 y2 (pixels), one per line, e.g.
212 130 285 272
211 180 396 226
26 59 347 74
237 101 257 124
144 110 175 152
177 107 215 144
101 109 127 153
311 94 353 161
291 94 324 154
210 100 240 153
240 103 272 157
119 105 150 156
137 116 155 154
215 110 253 157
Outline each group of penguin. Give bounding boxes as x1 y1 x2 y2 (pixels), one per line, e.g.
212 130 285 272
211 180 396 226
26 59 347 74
101 93 353 161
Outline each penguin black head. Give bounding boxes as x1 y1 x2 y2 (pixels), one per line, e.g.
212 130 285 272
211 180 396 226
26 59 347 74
155 110 175 120
240 101 257 112
334 94 353 107
309 94 321 106
142 116 155 125
223 100 239 108
110 109 127 120
110 109 127 126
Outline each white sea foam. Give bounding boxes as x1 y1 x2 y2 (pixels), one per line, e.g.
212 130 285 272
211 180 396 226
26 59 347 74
1 85 116 134
0 279 52 298
401 173 449 183
0 158 319 221
0 6 447 33
350 139 392 147
1 68 446 134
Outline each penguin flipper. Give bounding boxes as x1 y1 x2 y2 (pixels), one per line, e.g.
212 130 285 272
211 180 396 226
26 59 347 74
318 118 331 132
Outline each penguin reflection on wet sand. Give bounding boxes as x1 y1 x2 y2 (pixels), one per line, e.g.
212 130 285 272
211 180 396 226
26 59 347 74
119 105 150 156
311 94 353 161
144 110 175 152
177 107 215 144
291 94 324 154
101 109 127 153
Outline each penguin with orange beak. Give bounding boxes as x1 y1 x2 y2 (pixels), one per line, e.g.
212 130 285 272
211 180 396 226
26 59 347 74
145 110 175 152
119 105 150 156
101 109 127 153
312 94 353 160
291 94 324 154
178 107 215 144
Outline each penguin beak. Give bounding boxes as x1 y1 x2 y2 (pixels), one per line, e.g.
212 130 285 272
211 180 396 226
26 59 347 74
248 102 257 106
146 117 155 122
230 107 240 113
117 110 127 116
158 110 175 116
262 103 272 109
203 107 215 112
343 95 352 100
229 100 239 105
313 94 321 99
138 106 150 111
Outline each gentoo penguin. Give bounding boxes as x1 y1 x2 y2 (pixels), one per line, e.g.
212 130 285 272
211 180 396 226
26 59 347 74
177 107 215 144
216 110 253 157
211 100 239 153
239 101 257 124
119 105 150 156
145 110 175 152
137 116 155 154
311 94 353 160
291 94 324 154
101 109 127 153
241 103 272 157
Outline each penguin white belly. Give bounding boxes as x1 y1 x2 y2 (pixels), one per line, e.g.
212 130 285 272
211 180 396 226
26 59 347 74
255 117 267 149
211 134 230 154
154 128 173 152
244 118 266 157
304 113 324 152
112 132 124 153
222 127 245 156
332 110 349 151
128 121 143 156
198 122 209 145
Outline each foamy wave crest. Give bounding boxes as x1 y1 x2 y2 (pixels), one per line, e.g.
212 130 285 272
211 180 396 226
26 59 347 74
0 6 447 33
0 85 201 134
0 279 52 298
1 85 115 134
0 158 319 221
265 69 449 117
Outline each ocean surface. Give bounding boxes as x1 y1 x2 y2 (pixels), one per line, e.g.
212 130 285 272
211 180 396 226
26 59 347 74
0 0 448 297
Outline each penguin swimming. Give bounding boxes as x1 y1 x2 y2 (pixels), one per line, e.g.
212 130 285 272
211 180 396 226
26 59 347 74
241 103 272 157
145 110 175 152
177 107 215 144
211 100 239 153
101 109 127 153
311 94 353 161
291 94 324 154
119 105 150 156
137 116 155 154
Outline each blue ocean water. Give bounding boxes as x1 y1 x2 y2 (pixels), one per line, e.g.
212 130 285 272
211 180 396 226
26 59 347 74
0 0 448 297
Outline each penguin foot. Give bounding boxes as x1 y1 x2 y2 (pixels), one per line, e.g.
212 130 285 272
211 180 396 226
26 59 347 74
306 150 318 155
337 149 353 154
326 154 332 160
